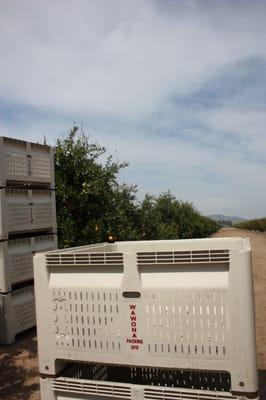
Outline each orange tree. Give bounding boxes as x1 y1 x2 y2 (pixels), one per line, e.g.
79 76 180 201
55 126 220 247
55 125 140 247
138 192 220 240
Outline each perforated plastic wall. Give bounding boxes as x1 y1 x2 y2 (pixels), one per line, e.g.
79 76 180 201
0 285 35 344
34 238 258 396
50 288 227 362
0 234 58 292
0 136 55 187
0 188 57 239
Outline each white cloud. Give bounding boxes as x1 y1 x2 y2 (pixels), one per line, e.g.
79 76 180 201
1 107 265 218
199 107 266 160
89 126 266 218
0 0 266 218
1 0 266 118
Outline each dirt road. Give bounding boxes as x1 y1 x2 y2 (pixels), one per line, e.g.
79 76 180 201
0 328 39 400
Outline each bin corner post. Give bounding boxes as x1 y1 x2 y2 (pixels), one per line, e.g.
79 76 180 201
0 137 5 187
50 147 55 189
0 188 8 241
0 241 9 293
34 252 56 375
40 377 55 400
229 247 258 395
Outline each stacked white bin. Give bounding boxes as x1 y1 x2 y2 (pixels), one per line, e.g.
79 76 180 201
0 136 57 344
34 238 259 400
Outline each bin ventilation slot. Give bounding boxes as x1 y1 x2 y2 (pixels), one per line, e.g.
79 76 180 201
34 204 53 225
0 285 36 343
137 250 230 265
53 289 122 352
15 300 36 330
6 152 28 176
2 137 54 186
8 206 29 227
53 380 131 399
58 364 231 393
144 388 236 400
46 252 123 265
10 253 33 280
32 157 51 179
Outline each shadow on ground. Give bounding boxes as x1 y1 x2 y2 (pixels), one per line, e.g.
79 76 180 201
0 328 39 400
259 370 266 399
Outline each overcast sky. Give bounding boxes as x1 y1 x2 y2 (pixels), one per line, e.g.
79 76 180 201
0 0 266 218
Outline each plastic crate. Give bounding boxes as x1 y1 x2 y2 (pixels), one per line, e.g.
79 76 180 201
0 136 55 187
34 238 258 397
40 364 259 400
0 187 57 240
0 284 35 344
0 233 57 293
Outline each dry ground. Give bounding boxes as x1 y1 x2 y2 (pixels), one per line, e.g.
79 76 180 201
0 227 265 399
0 328 39 400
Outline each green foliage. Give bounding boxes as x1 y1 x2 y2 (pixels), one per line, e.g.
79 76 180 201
138 192 220 240
55 125 139 247
234 218 266 232
55 126 220 247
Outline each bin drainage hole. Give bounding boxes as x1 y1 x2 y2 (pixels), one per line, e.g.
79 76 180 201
239 381 245 387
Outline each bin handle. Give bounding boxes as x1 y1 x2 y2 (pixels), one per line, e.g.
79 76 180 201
122 291 141 299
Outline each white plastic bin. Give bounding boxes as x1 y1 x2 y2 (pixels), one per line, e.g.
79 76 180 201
0 187 57 240
0 234 57 293
0 136 55 187
40 364 259 400
34 238 258 398
0 285 35 344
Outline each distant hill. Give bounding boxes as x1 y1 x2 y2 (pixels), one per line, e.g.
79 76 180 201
208 214 246 225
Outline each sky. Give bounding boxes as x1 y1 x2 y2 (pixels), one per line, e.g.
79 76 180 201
0 0 266 219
